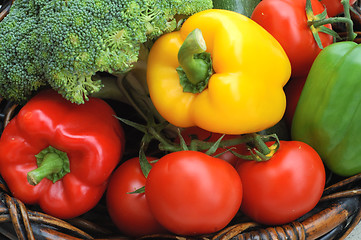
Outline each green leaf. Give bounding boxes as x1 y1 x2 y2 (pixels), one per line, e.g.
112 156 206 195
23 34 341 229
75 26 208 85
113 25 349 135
314 9 328 20
310 25 324 49
319 26 341 40
127 186 145 194
176 128 189 151
139 137 153 178
205 134 225 155
114 116 148 133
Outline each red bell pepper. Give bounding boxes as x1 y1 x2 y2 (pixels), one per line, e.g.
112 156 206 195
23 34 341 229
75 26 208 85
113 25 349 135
0 90 125 219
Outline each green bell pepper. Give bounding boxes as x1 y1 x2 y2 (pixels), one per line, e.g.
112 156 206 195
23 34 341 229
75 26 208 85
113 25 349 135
291 41 361 177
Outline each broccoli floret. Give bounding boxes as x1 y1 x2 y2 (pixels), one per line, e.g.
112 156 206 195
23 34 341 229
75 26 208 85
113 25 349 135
0 1 47 103
0 0 213 104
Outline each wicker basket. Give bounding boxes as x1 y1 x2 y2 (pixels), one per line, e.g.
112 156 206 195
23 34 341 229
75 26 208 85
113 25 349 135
1 1 361 240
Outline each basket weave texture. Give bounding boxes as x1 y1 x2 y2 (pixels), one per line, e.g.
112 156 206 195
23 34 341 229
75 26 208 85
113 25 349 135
1 1 361 240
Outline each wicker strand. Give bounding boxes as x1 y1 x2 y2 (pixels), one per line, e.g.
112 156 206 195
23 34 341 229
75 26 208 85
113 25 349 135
0 190 95 240
237 222 307 240
28 211 94 239
217 197 360 240
3 103 18 127
211 222 259 240
338 206 361 240
0 0 12 21
323 172 361 196
1 193 35 240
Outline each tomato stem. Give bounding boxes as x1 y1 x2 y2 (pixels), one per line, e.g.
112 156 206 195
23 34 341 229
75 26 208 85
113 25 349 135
157 133 251 152
250 133 271 155
177 28 213 93
117 115 280 162
306 0 356 48
309 17 356 40
244 133 280 161
341 0 357 41
148 127 181 152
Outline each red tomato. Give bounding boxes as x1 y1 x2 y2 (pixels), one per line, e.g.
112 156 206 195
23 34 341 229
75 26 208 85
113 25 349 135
145 151 243 236
237 141 325 225
284 76 307 129
320 0 357 17
251 0 333 77
106 157 167 238
179 127 248 168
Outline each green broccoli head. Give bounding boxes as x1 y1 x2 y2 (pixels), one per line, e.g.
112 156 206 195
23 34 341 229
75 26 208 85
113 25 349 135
0 0 47 103
0 0 213 104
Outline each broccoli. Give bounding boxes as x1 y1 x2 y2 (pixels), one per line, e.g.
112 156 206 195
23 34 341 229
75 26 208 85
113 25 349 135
0 0 213 104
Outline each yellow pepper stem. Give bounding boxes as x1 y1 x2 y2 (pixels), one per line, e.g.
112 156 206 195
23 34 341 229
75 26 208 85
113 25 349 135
177 28 213 93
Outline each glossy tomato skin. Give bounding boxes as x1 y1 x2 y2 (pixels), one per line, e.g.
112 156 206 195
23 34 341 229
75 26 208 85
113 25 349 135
320 0 357 17
237 141 325 225
251 0 333 77
106 157 167 238
145 151 243 236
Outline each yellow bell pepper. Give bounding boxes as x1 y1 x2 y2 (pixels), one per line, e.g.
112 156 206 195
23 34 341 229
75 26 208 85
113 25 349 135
146 9 291 134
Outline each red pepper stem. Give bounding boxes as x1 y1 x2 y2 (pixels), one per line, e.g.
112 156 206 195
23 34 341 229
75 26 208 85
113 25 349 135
27 146 70 186
177 28 212 86
27 153 63 185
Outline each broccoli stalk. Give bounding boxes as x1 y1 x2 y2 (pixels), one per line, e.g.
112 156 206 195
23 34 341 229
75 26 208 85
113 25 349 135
0 0 213 104
88 38 161 124
90 41 160 120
